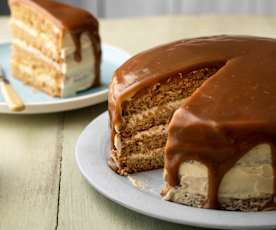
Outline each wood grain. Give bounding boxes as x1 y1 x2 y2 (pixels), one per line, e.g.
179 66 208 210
0 113 63 230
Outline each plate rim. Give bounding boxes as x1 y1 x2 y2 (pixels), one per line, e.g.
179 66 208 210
75 111 276 230
0 42 130 114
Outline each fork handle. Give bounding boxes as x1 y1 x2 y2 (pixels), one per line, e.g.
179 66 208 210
0 81 25 112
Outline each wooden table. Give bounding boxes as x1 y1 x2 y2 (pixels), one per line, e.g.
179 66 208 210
1 15 276 230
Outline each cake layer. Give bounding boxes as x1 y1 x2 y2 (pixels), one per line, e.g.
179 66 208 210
110 148 164 175
163 144 274 211
11 19 60 61
114 124 167 155
12 64 60 96
118 67 218 118
114 67 218 135
12 37 95 74
11 46 62 96
219 196 273 211
119 100 183 137
162 189 272 211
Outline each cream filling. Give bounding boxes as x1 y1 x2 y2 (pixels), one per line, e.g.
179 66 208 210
17 64 33 75
124 148 163 160
114 99 184 133
11 18 93 57
10 17 60 35
164 143 273 201
15 62 95 97
11 18 38 37
11 20 96 97
114 124 167 152
13 38 63 72
16 64 58 88
11 19 59 56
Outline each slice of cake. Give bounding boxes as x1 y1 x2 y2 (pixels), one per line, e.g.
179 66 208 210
108 35 276 211
9 0 101 97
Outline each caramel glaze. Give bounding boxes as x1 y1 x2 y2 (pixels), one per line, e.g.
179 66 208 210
10 0 101 86
109 35 276 210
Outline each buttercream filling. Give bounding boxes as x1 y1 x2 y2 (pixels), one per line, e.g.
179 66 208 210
13 38 63 72
164 143 273 200
11 18 93 56
14 62 95 97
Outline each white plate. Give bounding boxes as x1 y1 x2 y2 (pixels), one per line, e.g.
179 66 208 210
0 43 130 114
75 112 276 230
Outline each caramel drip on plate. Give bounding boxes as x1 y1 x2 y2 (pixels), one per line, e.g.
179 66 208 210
108 35 276 210
10 0 101 86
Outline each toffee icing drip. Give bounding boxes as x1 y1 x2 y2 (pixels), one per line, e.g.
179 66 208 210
108 35 276 210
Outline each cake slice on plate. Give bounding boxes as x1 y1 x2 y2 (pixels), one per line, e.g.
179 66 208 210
9 0 101 97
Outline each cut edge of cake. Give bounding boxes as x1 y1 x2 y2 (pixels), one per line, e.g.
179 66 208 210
108 66 221 175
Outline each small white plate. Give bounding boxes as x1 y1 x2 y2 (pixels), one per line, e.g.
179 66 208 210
0 43 130 114
75 112 276 230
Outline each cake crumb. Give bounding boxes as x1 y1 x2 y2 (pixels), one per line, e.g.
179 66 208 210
127 176 145 190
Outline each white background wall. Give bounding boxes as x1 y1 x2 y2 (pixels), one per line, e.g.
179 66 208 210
61 0 276 18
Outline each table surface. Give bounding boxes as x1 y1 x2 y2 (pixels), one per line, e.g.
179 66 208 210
1 15 276 230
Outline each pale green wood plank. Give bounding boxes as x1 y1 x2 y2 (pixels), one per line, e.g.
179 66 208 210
0 114 63 230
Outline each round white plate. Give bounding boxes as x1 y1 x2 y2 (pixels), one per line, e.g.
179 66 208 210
75 111 276 230
0 43 130 114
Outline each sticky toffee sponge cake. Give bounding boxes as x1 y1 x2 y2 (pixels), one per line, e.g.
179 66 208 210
108 35 276 211
9 0 101 97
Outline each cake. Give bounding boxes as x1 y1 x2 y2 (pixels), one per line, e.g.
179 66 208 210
108 35 276 211
9 0 101 97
